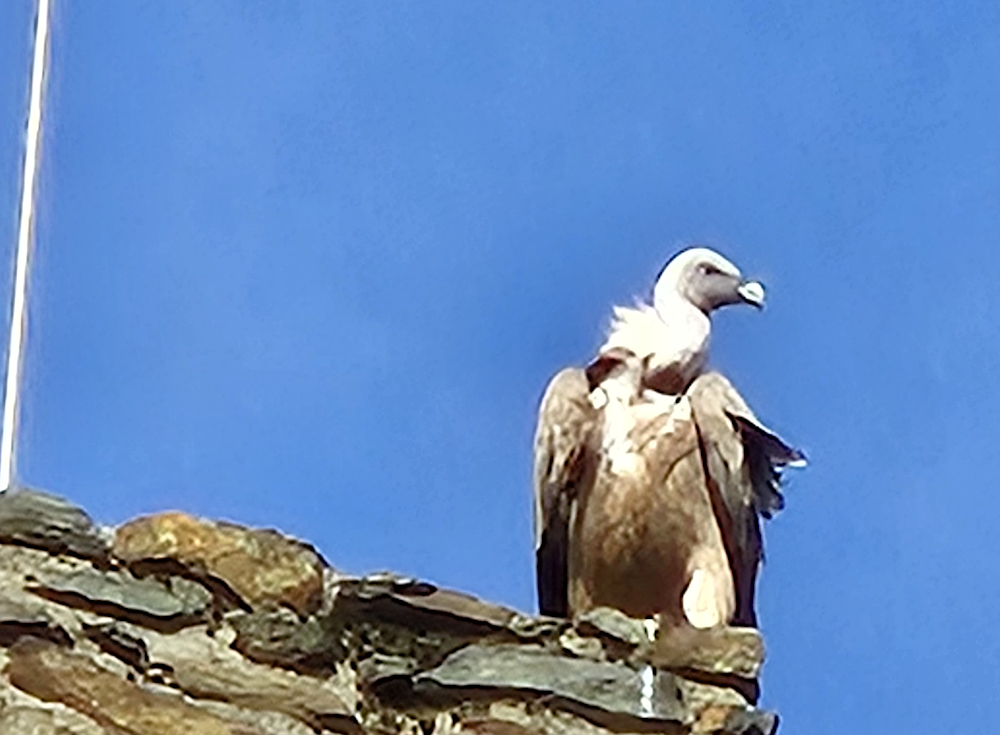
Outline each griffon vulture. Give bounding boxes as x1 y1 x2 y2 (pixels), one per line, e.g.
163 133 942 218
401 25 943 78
533 248 803 628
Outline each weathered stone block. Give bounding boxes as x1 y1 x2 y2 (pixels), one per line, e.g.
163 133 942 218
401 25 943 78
5 637 264 735
0 706 106 735
29 566 211 632
415 643 688 728
650 626 765 680
0 596 72 647
140 626 359 732
231 608 345 674
114 512 324 616
0 489 108 561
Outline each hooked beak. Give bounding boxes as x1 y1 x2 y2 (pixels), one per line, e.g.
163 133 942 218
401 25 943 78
736 280 765 309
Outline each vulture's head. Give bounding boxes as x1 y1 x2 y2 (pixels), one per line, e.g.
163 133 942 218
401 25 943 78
652 248 765 316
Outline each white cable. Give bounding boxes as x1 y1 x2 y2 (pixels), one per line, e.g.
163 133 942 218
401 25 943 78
1 0 52 491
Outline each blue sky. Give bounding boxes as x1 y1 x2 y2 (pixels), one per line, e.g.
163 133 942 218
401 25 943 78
2 2 999 732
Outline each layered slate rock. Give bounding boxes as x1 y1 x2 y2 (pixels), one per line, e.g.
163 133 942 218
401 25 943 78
416 643 688 725
0 596 71 647
139 625 358 730
0 488 108 560
231 607 346 674
6 637 263 735
29 567 212 632
0 491 779 735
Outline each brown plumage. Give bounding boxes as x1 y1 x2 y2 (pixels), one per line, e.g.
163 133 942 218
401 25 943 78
533 365 802 627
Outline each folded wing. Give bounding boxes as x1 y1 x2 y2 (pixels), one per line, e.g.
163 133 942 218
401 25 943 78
687 372 805 626
533 368 599 617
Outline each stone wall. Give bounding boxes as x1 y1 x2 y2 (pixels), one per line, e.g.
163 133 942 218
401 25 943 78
0 489 777 735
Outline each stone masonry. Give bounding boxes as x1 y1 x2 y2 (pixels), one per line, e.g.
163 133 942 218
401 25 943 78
0 488 778 735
